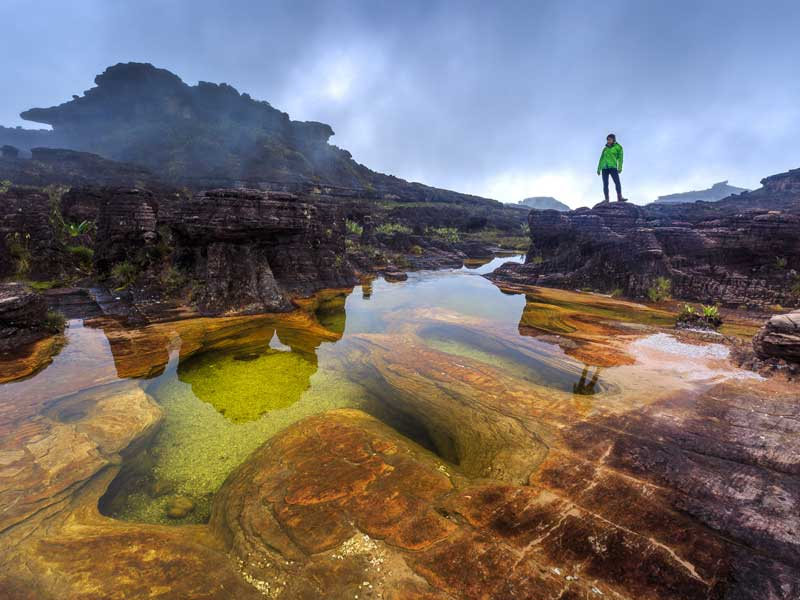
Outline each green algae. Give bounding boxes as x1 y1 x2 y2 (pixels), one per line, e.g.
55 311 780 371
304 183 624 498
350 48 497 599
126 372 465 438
177 348 318 422
104 367 370 525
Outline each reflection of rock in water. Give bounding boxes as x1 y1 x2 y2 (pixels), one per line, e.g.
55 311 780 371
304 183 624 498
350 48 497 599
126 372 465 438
177 336 318 422
313 291 348 335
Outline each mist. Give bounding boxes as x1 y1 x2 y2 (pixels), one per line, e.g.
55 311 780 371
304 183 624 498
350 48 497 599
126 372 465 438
3 0 800 206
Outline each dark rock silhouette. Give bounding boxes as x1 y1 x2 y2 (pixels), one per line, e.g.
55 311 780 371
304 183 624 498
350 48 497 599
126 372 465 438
0 62 499 210
652 180 748 204
0 147 156 188
514 196 570 211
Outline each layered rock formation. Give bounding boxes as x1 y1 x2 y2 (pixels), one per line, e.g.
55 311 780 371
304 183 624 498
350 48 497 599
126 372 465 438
490 168 800 307
754 310 800 363
58 186 357 316
0 187 66 280
0 283 50 352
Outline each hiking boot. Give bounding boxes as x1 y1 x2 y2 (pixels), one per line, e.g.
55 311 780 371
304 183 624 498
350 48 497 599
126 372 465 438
617 197 628 202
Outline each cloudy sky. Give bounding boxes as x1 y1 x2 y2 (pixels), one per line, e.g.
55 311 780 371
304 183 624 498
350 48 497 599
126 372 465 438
3 0 799 206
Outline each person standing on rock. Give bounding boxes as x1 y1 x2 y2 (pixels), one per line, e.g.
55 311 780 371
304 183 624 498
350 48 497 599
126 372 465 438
597 133 627 202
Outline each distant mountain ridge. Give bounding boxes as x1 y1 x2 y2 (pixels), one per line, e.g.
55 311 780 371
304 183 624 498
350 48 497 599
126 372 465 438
652 180 748 204
0 62 498 207
514 196 570 211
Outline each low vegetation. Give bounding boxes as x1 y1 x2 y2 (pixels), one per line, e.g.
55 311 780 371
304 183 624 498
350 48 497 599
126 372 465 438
375 222 413 235
111 260 138 288
647 277 672 303
345 219 364 236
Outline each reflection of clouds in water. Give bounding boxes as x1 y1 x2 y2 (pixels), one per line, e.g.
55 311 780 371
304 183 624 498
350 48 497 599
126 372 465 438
631 333 729 360
629 333 762 382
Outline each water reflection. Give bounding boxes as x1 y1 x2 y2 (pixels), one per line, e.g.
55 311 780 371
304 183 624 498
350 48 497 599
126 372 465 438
572 366 602 395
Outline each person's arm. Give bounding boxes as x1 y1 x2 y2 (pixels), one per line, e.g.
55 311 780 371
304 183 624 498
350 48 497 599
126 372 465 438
617 145 624 173
597 150 603 175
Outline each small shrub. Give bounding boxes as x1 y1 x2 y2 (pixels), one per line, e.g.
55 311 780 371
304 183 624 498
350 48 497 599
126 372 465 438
792 276 800 298
44 310 65 333
429 227 460 243
346 220 364 236
410 245 424 256
376 222 413 235
678 304 697 318
67 245 94 268
775 256 788 269
647 277 672 303
530 254 544 265
701 304 719 319
111 261 138 288
5 232 31 275
334 255 345 268
610 288 623 298
66 220 93 237
162 266 187 293
0 179 11 193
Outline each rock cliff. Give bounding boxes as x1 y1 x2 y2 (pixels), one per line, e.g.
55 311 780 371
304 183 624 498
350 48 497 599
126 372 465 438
490 167 800 307
59 186 357 316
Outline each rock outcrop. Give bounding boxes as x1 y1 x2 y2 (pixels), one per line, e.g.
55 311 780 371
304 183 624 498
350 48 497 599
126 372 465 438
60 186 357 315
754 310 800 363
0 283 50 352
0 187 65 280
0 147 156 188
490 168 800 307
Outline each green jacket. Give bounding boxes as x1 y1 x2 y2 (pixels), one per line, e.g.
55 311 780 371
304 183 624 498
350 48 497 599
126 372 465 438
597 143 623 173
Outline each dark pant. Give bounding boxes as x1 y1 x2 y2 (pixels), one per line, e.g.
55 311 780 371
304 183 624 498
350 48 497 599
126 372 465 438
602 168 622 200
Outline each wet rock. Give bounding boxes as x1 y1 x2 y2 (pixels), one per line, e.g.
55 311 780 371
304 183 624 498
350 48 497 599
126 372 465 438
383 269 408 282
754 309 800 363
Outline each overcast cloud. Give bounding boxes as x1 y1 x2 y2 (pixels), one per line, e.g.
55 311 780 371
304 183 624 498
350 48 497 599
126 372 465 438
3 0 800 206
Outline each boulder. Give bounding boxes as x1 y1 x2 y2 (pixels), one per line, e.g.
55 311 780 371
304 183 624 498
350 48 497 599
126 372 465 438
754 310 800 363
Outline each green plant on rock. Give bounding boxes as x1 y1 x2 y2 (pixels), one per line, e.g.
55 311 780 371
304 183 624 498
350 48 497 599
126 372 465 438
44 310 65 333
111 261 138 289
410 244 424 256
0 180 11 194
429 227 460 243
346 219 364 236
678 304 696 318
647 277 672 303
67 245 94 269
66 220 93 237
609 288 623 298
701 304 719 319
162 266 187 293
376 222 412 235
792 276 800 298
5 232 32 276
775 256 788 269
530 254 544 265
